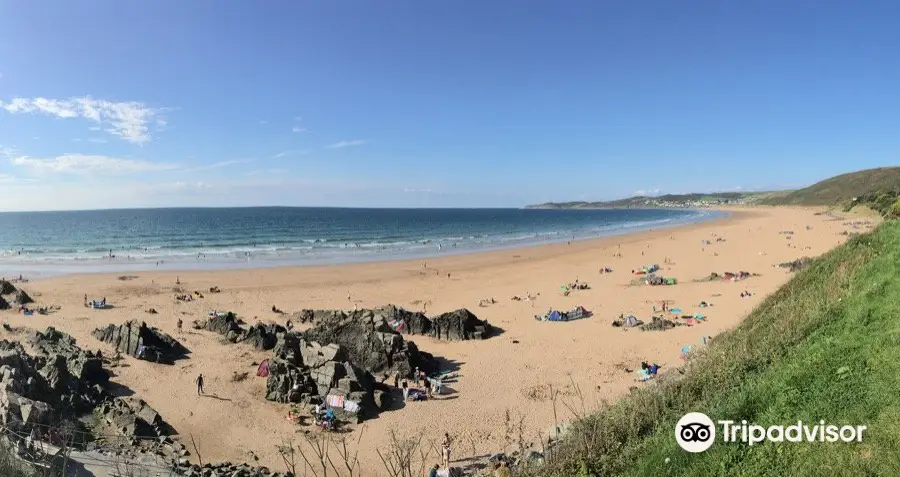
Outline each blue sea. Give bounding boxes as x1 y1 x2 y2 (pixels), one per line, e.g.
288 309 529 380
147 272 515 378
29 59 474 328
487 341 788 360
0 207 724 276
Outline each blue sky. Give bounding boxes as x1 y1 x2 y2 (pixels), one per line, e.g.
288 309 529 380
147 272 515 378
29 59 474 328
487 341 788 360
0 1 898 210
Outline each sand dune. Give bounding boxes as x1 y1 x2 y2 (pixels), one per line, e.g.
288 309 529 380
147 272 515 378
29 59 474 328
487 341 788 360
0 206 871 475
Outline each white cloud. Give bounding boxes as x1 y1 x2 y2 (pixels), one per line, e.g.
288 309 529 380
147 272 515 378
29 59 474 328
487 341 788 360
273 149 310 159
633 188 662 196
88 138 108 144
0 96 167 144
142 181 215 193
184 158 253 172
10 154 179 175
326 139 366 149
292 126 308 133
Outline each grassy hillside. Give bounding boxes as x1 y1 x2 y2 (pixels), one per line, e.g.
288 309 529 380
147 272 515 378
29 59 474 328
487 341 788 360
526 221 900 477
761 167 900 216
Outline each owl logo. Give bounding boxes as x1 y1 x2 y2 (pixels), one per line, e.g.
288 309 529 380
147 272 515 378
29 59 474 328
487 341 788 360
680 422 712 442
675 412 716 452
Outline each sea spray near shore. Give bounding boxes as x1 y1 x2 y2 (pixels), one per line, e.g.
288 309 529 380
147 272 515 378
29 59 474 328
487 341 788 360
0 207 723 275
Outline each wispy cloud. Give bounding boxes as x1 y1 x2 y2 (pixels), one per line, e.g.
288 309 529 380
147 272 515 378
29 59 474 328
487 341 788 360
633 188 662 196
259 120 269 125
273 149 311 159
184 158 253 172
326 139 366 149
0 96 167 144
142 181 215 193
9 154 179 175
403 188 433 193
292 126 308 133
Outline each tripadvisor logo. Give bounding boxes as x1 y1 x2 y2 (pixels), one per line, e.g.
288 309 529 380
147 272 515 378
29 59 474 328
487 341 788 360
675 412 716 452
675 412 867 452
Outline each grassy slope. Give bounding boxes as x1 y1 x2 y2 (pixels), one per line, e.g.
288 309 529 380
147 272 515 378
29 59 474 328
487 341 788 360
532 221 900 477
762 167 900 208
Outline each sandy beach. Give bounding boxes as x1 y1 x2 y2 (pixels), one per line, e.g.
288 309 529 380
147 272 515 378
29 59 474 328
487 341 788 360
0 206 873 475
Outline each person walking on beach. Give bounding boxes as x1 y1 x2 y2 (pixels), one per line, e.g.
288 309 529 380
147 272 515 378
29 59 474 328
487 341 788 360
176 318 183 333
401 381 409 401
441 433 453 468
196 374 204 395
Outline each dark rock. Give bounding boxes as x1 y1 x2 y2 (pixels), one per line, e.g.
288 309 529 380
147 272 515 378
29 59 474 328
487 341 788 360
428 308 492 340
195 313 285 350
297 305 493 342
0 295 8 310
93 320 188 363
29 327 108 387
0 280 16 295
14 289 33 305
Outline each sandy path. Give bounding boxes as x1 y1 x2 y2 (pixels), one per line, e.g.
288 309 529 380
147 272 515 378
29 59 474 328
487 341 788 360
0 206 872 476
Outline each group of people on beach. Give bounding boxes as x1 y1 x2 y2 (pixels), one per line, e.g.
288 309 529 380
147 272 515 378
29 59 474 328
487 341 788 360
398 366 445 401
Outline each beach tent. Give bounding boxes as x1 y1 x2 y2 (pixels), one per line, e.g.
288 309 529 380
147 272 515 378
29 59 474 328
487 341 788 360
622 315 643 327
567 306 593 321
665 277 677 285
547 310 564 322
257 359 270 377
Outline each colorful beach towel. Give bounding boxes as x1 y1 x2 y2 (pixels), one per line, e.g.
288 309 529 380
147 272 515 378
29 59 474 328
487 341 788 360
326 394 345 408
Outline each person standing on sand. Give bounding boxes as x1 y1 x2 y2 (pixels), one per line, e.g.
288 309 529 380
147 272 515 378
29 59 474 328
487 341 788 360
177 318 183 333
441 433 452 468
401 381 409 401
196 374 204 395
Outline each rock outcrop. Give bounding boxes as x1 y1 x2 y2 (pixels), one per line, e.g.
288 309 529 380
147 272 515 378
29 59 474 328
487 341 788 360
193 312 285 350
264 333 380 422
0 280 33 307
294 305 494 341
95 396 170 439
93 320 188 363
14 289 33 305
299 308 435 377
0 328 108 434
263 309 442 421
173 461 290 477
0 328 184 469
0 280 16 295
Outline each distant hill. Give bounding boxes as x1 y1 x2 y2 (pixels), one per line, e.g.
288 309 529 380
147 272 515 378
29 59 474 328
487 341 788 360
760 167 900 216
527 191 781 209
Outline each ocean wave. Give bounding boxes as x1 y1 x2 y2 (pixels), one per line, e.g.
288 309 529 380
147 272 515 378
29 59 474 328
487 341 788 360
0 208 718 267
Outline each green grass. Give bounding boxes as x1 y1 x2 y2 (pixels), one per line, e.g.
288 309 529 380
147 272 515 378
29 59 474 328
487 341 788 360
527 220 900 477
762 167 900 213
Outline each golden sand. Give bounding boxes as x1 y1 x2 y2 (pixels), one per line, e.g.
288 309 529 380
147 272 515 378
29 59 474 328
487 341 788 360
0 206 870 475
